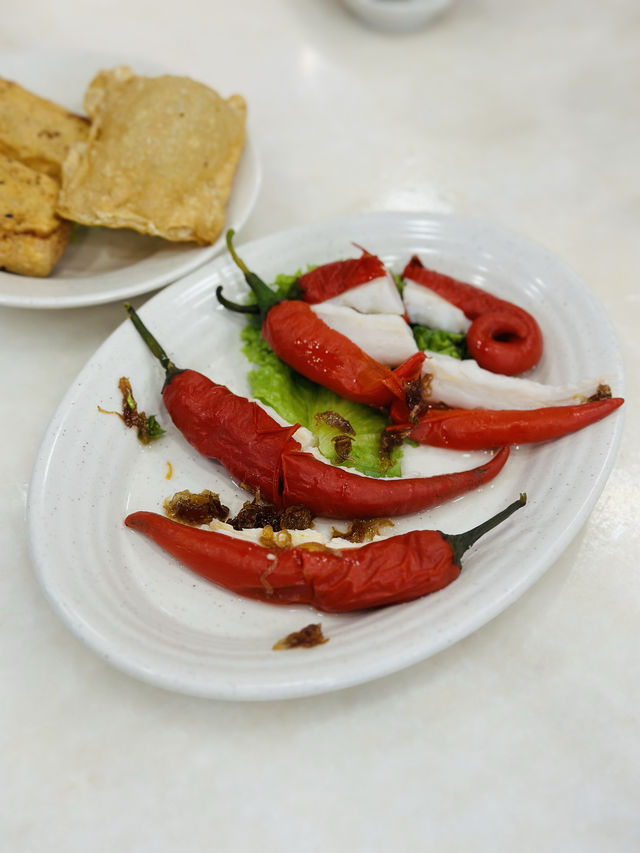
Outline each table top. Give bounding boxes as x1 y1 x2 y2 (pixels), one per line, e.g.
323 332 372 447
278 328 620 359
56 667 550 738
2 2 638 850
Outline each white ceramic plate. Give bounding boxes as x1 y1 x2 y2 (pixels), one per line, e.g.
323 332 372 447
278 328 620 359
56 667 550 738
0 48 260 309
27 212 625 700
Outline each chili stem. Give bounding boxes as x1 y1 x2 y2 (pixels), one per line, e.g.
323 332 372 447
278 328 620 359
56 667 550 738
223 229 281 316
225 229 250 275
215 285 260 314
443 493 527 566
124 303 183 383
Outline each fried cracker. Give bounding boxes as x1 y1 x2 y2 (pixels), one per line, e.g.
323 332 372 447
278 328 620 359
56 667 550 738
57 66 247 245
0 152 71 276
0 78 89 179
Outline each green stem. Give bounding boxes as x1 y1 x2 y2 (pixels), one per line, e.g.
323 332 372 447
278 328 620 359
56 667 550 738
222 229 281 317
124 303 183 384
443 493 527 566
215 285 260 315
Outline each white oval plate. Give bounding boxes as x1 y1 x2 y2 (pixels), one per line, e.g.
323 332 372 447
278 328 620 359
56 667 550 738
0 48 260 309
27 212 625 700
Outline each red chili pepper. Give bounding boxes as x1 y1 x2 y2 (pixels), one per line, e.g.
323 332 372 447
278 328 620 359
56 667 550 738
124 304 510 519
162 368 301 500
403 255 543 376
297 249 387 303
262 299 424 408
217 231 423 408
278 444 509 517
388 397 624 451
125 494 527 612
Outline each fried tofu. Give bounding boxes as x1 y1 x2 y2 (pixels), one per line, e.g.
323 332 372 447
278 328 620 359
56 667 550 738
57 66 247 245
0 152 71 277
0 78 89 179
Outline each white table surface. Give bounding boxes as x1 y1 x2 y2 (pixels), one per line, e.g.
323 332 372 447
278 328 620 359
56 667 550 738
2 2 639 850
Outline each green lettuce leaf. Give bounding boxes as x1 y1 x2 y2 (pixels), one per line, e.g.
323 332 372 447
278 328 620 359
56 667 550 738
411 325 469 360
241 325 402 478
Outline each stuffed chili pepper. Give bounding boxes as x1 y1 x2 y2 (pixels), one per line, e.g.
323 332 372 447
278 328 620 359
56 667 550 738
125 304 510 519
402 255 543 376
125 494 527 612
297 248 405 315
387 397 624 451
390 350 617 415
216 231 424 409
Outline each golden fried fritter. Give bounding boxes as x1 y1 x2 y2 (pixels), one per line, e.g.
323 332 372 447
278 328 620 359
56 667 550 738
0 152 71 276
0 78 89 179
57 66 246 245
